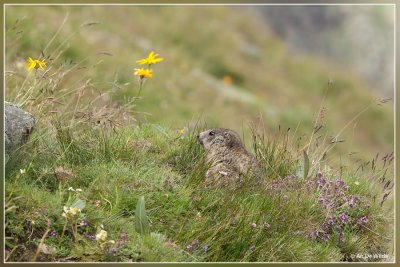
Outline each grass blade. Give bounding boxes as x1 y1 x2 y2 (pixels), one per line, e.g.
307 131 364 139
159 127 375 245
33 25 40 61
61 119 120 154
135 196 150 235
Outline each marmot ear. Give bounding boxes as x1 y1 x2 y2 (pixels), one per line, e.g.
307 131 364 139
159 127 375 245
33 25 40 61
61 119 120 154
224 131 231 143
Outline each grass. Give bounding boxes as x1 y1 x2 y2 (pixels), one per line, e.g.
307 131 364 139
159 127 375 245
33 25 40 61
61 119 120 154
4 121 394 262
4 5 394 263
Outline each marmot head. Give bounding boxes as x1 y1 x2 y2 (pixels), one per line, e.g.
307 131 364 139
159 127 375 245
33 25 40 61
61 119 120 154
197 128 242 151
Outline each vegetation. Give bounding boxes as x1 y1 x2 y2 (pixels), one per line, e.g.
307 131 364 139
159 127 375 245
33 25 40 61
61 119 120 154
4 5 394 262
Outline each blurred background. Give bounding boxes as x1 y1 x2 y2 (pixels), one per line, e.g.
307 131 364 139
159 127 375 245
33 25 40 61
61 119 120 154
5 5 394 164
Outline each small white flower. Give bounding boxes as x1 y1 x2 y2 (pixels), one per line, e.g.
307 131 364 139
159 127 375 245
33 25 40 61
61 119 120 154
68 187 75 192
219 171 228 176
20 169 26 174
76 188 83 192
354 181 360 186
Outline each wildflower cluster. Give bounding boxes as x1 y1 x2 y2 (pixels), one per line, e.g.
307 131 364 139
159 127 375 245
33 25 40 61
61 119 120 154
186 239 208 255
60 189 87 241
62 206 81 221
133 51 164 97
132 51 164 97
306 172 371 244
96 229 118 252
268 172 371 245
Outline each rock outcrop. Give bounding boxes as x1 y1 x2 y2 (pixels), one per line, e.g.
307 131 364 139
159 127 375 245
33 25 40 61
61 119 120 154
5 101 36 153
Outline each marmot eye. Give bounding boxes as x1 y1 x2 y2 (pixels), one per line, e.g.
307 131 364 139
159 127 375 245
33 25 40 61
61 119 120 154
209 131 215 136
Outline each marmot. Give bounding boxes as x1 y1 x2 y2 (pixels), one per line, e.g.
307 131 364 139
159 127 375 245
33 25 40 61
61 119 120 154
197 128 262 187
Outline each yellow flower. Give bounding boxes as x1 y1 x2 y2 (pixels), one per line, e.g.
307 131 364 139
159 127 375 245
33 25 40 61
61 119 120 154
26 57 46 71
354 181 360 186
136 51 164 65
96 229 108 242
134 68 153 79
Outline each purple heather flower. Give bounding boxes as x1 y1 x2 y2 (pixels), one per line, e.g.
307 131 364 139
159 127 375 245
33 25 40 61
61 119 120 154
317 231 322 237
357 216 369 224
366 204 371 209
116 233 129 245
50 230 57 237
335 225 342 231
353 196 360 204
251 223 257 228
327 218 334 225
343 185 349 191
348 202 354 208
250 245 256 251
186 244 193 252
308 230 319 239
318 197 325 203
317 178 326 186
321 233 330 241
339 213 349 224
263 222 270 229
336 179 344 187
109 247 118 254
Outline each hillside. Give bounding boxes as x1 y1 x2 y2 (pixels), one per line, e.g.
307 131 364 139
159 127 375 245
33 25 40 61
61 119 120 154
256 5 394 96
5 5 394 162
4 5 394 262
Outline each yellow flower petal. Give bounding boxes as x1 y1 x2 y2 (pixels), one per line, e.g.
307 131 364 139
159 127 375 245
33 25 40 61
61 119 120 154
134 68 153 79
136 51 164 65
26 57 47 71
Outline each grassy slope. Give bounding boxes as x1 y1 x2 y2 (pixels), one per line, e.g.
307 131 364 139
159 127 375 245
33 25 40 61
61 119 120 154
5 5 393 161
5 123 394 262
4 5 394 262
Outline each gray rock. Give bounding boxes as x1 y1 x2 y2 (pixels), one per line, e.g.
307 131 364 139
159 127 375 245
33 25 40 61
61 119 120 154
5 101 36 153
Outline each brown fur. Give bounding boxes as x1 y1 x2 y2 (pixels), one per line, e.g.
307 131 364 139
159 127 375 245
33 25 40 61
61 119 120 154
198 128 262 187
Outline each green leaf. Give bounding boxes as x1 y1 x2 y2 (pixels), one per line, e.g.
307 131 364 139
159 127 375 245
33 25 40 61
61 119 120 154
72 198 86 210
135 196 150 235
303 150 310 179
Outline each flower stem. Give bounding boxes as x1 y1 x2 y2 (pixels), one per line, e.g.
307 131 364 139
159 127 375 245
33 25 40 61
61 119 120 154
136 78 144 98
58 221 68 246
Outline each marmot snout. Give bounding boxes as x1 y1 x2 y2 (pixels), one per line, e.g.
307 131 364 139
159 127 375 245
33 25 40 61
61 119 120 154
198 128 262 187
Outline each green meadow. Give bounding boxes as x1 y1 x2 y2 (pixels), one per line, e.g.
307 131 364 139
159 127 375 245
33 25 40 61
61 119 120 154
4 5 394 262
